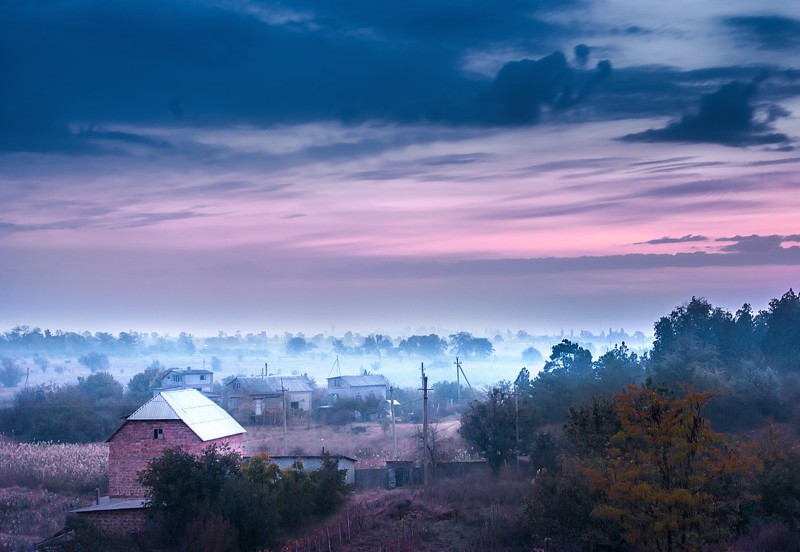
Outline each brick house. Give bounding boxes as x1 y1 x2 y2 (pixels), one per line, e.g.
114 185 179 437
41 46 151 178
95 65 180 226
71 389 245 533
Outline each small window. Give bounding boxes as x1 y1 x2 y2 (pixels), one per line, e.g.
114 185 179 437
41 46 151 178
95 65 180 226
153 428 163 439
290 401 299 410
233 382 241 390
230 397 239 410
172 374 181 382
200 374 206 380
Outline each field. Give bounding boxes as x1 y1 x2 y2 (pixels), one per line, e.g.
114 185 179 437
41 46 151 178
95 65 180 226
0 438 108 551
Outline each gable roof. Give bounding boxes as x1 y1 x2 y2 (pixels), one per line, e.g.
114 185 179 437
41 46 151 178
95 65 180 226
228 376 314 395
116 389 245 442
327 375 387 388
162 368 214 378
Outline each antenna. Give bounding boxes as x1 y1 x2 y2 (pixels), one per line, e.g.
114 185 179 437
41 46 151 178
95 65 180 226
328 355 341 378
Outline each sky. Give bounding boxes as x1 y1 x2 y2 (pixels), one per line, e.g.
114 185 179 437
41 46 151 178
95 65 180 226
1 0 800 336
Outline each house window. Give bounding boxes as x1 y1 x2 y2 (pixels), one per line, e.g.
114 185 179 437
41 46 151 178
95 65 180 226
200 374 206 380
230 398 239 410
333 379 342 388
254 400 263 416
172 374 181 382
233 382 241 390
153 428 163 439
290 401 299 410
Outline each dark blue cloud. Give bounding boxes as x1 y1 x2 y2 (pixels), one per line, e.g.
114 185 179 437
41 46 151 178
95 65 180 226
0 0 616 153
725 15 800 50
621 76 791 146
480 51 612 124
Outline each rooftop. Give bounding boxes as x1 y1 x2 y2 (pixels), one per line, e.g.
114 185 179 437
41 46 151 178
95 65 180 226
118 389 245 442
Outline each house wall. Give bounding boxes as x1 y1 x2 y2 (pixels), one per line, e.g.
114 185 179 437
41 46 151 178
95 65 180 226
161 373 213 393
327 384 387 401
287 391 312 412
74 509 149 534
108 420 243 498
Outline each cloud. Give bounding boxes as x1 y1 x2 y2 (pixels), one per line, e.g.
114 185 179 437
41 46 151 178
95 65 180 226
636 235 709 245
621 76 791 146
716 234 800 254
481 51 612 124
725 15 800 50
331 242 800 281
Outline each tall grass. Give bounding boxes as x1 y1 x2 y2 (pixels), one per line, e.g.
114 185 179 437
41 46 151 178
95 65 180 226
0 440 108 493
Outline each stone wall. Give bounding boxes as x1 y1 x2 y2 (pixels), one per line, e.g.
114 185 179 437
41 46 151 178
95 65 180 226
108 420 243 498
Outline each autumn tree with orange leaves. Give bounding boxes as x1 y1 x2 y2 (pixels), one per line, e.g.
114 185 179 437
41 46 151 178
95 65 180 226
588 384 753 552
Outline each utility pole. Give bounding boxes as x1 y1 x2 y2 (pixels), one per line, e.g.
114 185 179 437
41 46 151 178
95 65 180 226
454 357 461 403
390 386 398 459
281 378 288 455
421 363 430 501
515 390 520 474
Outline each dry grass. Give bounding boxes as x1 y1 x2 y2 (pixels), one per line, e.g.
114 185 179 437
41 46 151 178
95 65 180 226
245 419 466 467
283 473 532 552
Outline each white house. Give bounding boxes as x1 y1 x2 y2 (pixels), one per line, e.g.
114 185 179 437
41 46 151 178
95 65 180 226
327 374 388 402
156 368 214 395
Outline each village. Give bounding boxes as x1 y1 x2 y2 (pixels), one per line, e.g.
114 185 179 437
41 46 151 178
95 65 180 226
22 363 502 551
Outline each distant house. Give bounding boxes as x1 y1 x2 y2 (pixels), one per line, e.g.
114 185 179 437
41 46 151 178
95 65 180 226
72 389 245 533
154 368 215 396
225 376 314 423
327 374 388 402
268 454 357 485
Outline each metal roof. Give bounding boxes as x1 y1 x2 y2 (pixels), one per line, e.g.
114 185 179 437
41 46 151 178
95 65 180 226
162 368 214 377
327 375 388 387
126 389 245 441
229 376 314 394
72 497 146 513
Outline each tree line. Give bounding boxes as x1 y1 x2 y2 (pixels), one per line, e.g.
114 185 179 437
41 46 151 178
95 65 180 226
458 289 800 550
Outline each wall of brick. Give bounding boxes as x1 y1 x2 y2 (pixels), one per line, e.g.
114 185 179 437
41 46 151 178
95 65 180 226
108 420 243 498
74 509 149 534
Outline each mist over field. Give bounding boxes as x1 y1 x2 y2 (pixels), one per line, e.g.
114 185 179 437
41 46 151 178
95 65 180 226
0 324 651 398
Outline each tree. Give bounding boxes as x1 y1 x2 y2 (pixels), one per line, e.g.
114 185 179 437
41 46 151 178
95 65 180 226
761 289 800 372
78 371 123 407
459 385 538 473
397 334 447 357
594 342 643 395
125 365 161 407
588 384 751 551
528 340 594 423
0 357 23 387
285 337 315 355
521 346 543 363
138 445 242 547
78 351 109 372
448 332 494 358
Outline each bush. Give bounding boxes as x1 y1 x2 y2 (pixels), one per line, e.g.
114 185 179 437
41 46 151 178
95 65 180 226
138 447 349 551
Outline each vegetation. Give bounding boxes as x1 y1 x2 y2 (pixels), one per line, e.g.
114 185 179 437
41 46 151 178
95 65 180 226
135 446 349 551
0 439 107 550
0 372 129 443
